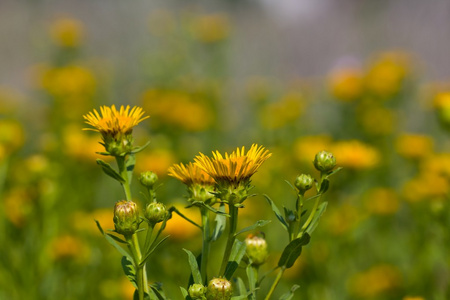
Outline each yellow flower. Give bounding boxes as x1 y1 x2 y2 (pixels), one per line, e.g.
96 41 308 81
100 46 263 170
402 172 449 203
83 105 149 138
331 140 380 170
348 264 402 298
0 119 25 153
50 17 84 47
194 144 272 186
364 187 400 215
433 91 450 109
329 67 364 102
396 134 434 160
168 162 215 186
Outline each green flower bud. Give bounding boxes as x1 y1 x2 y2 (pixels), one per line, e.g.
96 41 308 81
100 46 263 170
189 283 206 299
313 150 336 173
245 234 268 266
139 171 158 188
144 202 167 225
104 134 134 157
206 278 232 300
294 174 314 194
113 200 140 236
189 184 216 205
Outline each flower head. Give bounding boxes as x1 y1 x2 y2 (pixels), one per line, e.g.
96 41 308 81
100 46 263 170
83 105 149 138
194 144 271 187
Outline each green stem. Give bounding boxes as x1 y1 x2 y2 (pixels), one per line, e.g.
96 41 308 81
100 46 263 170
219 204 238 275
264 267 286 300
116 156 132 201
200 207 210 283
300 194 321 234
127 235 146 300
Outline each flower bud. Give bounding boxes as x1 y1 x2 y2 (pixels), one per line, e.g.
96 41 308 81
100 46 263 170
294 174 314 194
113 200 140 236
189 283 206 299
139 171 158 188
313 151 336 173
245 234 268 266
103 134 134 156
144 202 167 225
206 278 232 300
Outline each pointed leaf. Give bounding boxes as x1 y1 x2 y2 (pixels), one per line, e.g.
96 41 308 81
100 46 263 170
183 249 202 285
104 234 133 261
278 233 310 268
246 265 258 299
264 195 288 231
279 284 300 300
139 236 169 267
305 202 328 235
235 220 271 237
95 219 105 235
326 167 343 177
149 285 165 300
236 276 247 296
131 141 151 154
224 240 247 280
106 233 127 244
121 256 137 289
96 159 125 183
180 287 189 299
211 204 227 242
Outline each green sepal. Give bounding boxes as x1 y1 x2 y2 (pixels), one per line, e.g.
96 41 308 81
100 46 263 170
279 284 300 300
224 239 247 280
234 220 271 237
183 248 203 285
278 233 310 268
131 141 151 154
211 204 227 242
121 256 137 289
264 195 288 231
96 159 125 183
95 151 111 156
304 202 328 236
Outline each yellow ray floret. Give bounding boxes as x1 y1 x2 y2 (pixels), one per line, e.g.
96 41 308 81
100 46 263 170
194 144 272 185
168 162 216 186
83 105 149 137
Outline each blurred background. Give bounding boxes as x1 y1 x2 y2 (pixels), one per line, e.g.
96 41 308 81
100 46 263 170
0 0 449 299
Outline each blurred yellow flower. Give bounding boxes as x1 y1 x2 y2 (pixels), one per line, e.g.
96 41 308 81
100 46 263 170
50 17 84 47
331 140 380 170
195 144 272 187
135 148 177 178
357 104 395 136
365 52 411 99
164 203 201 240
395 134 434 160
63 124 112 162
402 172 449 203
142 89 213 131
329 67 364 102
259 91 305 129
0 119 25 154
83 105 149 138
293 135 332 165
403 297 425 300
47 234 90 262
39 64 96 98
168 162 215 186
420 153 450 177
3 188 33 227
432 91 450 109
324 203 361 235
364 187 400 215
348 264 402 298
189 13 230 43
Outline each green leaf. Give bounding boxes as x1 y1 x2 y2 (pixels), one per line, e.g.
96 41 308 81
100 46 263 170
246 265 258 300
279 284 300 300
131 141 151 154
121 256 137 289
95 219 105 235
224 240 247 280
149 285 165 300
139 236 169 268
96 159 125 183
104 234 133 261
126 154 136 183
278 234 310 268
231 296 248 300
169 207 202 229
284 180 297 193
283 207 296 223
235 276 247 296
211 204 227 242
305 202 328 236
183 249 202 285
264 195 288 231
180 287 189 298
326 167 343 177
235 220 271 237
106 233 127 244
319 178 329 193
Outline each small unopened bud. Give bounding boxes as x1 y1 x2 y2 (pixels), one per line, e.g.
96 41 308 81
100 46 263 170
313 151 336 173
189 283 206 299
144 202 167 225
139 171 158 188
113 200 140 236
206 278 232 300
245 234 268 266
294 174 314 194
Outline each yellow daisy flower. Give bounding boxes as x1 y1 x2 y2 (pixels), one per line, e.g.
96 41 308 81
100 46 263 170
168 162 215 186
194 144 272 186
83 105 149 138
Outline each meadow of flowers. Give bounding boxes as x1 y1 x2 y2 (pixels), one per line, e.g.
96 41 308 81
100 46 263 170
0 3 449 300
